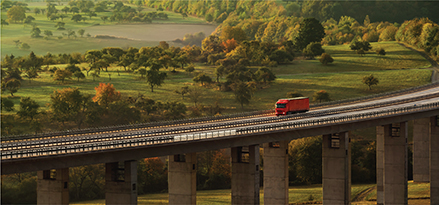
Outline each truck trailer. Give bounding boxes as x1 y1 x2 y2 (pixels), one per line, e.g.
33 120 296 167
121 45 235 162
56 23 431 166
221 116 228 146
275 97 309 116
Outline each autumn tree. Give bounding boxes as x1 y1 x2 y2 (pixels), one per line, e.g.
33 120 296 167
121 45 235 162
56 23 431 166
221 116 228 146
92 83 121 107
362 74 379 90
254 67 276 84
220 26 248 42
193 73 213 86
313 90 330 103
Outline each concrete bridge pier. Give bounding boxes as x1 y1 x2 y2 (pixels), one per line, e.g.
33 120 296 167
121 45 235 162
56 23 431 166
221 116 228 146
37 168 69 205
263 141 289 205
168 153 197 205
231 145 260 205
322 132 351 204
377 122 408 205
413 118 430 182
431 116 439 204
105 160 137 205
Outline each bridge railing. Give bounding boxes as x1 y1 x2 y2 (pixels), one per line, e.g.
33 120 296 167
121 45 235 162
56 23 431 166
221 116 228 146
2 101 438 161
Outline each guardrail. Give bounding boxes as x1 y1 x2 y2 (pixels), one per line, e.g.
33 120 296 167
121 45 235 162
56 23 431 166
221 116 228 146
3 82 438 142
2 100 438 161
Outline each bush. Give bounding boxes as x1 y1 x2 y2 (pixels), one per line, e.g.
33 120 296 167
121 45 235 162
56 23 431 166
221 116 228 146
319 53 334 65
302 42 325 59
376 48 386 56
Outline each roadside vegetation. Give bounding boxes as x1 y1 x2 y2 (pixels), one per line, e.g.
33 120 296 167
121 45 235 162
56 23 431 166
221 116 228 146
1 0 438 204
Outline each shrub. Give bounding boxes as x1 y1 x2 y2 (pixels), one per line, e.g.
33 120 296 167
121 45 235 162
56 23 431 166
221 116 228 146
319 53 334 65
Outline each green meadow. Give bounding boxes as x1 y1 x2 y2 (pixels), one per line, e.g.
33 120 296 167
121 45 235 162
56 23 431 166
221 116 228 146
1 41 432 113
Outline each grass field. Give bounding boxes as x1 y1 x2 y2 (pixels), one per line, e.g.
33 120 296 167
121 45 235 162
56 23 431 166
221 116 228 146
71 182 430 204
1 41 432 113
1 2 215 57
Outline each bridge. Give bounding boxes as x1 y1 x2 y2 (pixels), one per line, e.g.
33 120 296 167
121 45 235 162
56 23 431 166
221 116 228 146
2 82 439 205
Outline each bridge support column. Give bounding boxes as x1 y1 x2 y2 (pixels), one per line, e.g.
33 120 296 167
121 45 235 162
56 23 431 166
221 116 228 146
231 145 260 205
105 161 137 205
37 168 69 205
263 141 288 205
168 153 196 205
322 132 351 204
376 125 385 205
413 118 430 182
377 122 408 205
431 116 439 204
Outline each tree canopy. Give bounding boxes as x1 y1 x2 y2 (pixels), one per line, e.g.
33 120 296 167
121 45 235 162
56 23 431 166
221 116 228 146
295 18 325 50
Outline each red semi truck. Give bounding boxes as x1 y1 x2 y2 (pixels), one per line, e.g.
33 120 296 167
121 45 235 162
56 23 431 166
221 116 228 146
275 97 309 116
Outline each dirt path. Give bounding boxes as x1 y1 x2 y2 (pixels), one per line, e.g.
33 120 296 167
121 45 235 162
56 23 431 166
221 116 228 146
397 42 439 82
352 186 376 202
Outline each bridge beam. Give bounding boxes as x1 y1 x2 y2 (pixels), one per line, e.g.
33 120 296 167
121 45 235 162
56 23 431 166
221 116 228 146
37 168 69 205
431 116 439 204
322 132 351 204
105 160 137 205
377 122 408 205
231 145 260 205
168 153 197 205
413 118 430 182
263 141 289 205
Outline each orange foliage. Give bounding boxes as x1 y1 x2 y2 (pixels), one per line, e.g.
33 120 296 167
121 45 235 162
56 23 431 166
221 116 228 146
222 38 238 53
143 157 167 175
210 149 231 178
92 83 121 107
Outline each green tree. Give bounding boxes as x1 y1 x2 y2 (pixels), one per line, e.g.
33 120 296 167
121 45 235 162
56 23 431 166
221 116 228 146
71 14 82 23
44 30 53 38
303 42 325 59
146 68 167 92
7 5 26 23
50 88 84 126
73 71 86 82
319 53 334 65
232 81 252 109
295 18 325 50
23 69 38 83
1 97 14 111
135 68 147 78
19 43 30 50
376 48 386 56
31 26 41 38
2 78 21 96
17 97 40 121
55 21 65 30
174 86 189 99
350 40 372 53
78 29 85 37
193 73 213 86
254 67 276 84
53 69 72 83
1 19 9 27
362 74 379 90
289 137 322 184
313 90 330 103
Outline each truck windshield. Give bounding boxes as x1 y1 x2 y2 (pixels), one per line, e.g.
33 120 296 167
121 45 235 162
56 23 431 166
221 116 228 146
276 103 286 108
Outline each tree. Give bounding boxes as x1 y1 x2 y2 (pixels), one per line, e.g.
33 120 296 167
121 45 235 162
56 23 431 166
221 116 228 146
174 86 189 99
146 67 167 92
19 43 30 50
350 40 372 54
17 97 40 121
101 16 109 23
220 26 248 42
23 69 38 83
31 26 41 38
44 30 53 38
313 90 330 103
1 19 9 27
92 83 121 108
2 78 21 96
295 18 325 50
289 136 322 184
303 42 325 59
193 73 213 86
255 67 276 84
55 21 65 30
7 5 26 23
50 88 84 126
319 53 334 65
53 69 72 83
73 71 86 82
91 70 100 81
232 81 252 109
78 29 85 37
286 92 304 98
376 48 386 56
1 97 14 111
188 86 203 106
362 74 379 90
71 14 82 23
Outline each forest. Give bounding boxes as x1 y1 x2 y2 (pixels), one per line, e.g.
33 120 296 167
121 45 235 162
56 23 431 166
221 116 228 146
1 0 438 204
